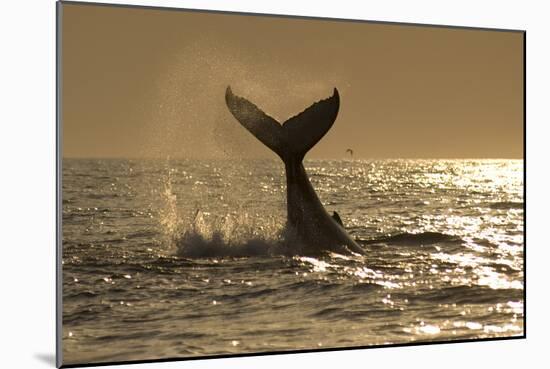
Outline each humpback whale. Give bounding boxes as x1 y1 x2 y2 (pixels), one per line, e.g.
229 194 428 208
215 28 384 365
225 86 365 255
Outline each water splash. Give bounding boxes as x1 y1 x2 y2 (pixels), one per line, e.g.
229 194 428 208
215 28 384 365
174 210 290 258
157 164 183 248
154 163 288 257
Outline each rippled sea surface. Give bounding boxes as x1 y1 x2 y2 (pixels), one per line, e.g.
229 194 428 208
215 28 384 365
62 159 524 365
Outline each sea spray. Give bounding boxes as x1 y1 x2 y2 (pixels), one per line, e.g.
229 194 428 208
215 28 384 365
174 210 287 258
157 165 183 249
154 160 287 257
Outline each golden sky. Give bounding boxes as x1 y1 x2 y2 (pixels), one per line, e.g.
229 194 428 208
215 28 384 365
61 2 524 159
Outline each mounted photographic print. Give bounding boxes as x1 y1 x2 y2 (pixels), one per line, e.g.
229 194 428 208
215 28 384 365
57 1 525 367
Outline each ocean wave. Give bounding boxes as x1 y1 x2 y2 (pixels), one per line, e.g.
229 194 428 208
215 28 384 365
408 284 524 305
358 232 462 246
488 201 523 210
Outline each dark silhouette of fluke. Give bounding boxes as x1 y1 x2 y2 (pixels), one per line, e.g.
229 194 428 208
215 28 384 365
225 86 364 255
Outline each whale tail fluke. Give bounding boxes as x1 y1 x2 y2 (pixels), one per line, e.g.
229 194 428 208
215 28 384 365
225 86 339 162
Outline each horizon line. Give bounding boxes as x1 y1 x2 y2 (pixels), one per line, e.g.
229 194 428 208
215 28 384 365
62 156 524 160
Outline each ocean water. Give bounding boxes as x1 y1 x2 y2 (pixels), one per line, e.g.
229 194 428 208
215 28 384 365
61 158 524 365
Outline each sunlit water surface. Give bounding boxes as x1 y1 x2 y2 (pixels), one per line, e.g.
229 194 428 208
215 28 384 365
62 159 524 364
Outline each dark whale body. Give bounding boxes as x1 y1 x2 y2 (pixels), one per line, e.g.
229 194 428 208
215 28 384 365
225 87 364 255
